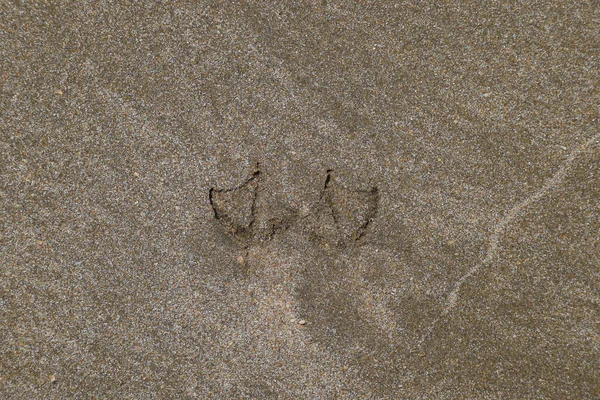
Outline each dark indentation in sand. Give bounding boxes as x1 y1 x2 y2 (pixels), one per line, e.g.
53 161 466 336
315 169 380 248
209 166 380 250
209 163 261 246
265 215 296 241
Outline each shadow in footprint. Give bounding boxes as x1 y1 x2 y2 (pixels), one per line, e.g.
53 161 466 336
209 164 261 247
312 169 380 248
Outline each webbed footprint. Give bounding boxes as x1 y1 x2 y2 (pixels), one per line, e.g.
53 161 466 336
208 167 379 251
313 170 380 248
209 165 260 244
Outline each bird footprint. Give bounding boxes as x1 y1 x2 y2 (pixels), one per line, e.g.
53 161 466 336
311 169 379 248
209 165 379 251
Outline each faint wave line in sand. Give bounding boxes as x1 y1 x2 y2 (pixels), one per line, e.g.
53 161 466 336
418 131 600 348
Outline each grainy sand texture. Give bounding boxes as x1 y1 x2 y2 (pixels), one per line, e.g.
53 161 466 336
1 1 599 398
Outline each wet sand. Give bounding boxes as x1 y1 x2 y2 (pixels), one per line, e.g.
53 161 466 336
1 1 599 398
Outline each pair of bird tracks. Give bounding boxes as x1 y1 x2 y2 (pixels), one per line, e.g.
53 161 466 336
208 164 380 264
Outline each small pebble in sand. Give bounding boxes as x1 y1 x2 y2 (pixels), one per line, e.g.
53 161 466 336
298 319 306 325
49 374 56 383
237 255 245 264
300 204 311 217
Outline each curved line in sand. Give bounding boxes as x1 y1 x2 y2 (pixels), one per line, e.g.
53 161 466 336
418 131 600 347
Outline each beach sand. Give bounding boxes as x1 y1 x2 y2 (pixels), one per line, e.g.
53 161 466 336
1 1 599 398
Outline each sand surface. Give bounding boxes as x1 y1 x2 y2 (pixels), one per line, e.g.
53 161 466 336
1 1 599 398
